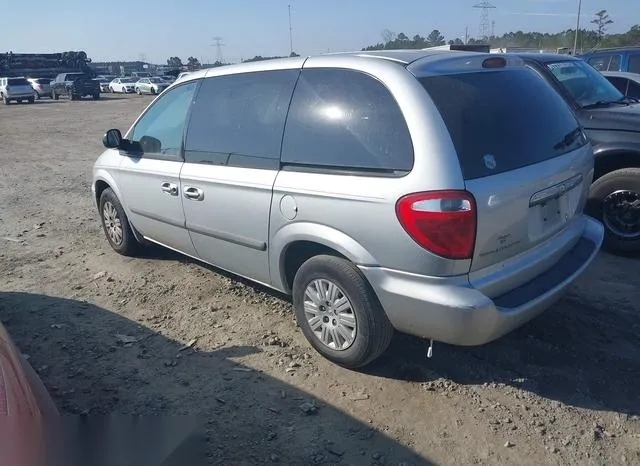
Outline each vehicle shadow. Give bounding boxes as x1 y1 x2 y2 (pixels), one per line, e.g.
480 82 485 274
365 287 640 416
124 243 640 416
0 292 429 466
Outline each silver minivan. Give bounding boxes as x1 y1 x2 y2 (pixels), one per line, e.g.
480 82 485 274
92 50 604 368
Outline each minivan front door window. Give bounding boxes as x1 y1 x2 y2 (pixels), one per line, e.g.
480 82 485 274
129 81 197 160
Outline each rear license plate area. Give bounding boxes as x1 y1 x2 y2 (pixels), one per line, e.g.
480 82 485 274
528 184 581 241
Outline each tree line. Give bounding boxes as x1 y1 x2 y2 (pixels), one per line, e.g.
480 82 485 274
364 10 639 52
168 9 639 67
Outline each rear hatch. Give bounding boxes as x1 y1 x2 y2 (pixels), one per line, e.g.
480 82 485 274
416 58 592 274
6 78 33 95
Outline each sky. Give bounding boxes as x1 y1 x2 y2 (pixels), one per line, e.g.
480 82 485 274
2 0 638 64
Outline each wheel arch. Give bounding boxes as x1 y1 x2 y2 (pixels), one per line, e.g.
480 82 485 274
93 172 144 243
593 148 640 181
270 223 378 294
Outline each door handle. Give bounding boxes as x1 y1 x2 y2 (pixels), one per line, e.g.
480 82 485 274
161 182 178 196
183 186 204 201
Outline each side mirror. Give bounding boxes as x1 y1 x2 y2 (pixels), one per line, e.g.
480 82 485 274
103 129 122 149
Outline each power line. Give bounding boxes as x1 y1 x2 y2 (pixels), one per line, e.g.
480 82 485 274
473 1 496 41
211 37 226 63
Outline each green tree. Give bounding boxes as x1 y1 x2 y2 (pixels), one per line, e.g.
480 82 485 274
448 38 465 46
187 56 201 70
426 30 446 47
591 10 614 39
166 56 183 68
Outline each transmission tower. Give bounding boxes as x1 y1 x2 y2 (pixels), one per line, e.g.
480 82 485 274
473 1 496 41
211 37 226 63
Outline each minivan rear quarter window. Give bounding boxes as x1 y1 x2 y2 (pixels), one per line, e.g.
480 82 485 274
419 68 586 180
281 68 414 173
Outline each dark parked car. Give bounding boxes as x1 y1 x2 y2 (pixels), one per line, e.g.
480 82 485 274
50 72 100 101
578 46 640 74
517 54 640 254
602 71 640 100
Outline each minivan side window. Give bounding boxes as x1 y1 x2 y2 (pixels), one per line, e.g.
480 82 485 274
184 70 299 170
629 54 640 74
129 81 197 161
281 68 414 173
588 54 621 71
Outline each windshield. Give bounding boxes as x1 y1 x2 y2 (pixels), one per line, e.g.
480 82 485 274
149 78 164 83
545 60 624 107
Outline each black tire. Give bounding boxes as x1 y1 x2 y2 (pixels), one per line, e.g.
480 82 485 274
52 90 59 100
587 167 640 255
93 92 100 100
99 188 140 256
28 96 34 104
17 99 22 104
2 94 8 105
292 255 394 369
68 90 76 100
34 92 40 100
150 87 156 95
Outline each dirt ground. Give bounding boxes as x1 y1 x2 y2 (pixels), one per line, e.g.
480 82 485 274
1 94 639 465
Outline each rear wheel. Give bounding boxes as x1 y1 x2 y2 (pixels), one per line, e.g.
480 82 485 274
28 96 34 104
292 255 394 369
587 167 640 255
93 92 100 100
99 188 140 256
2 94 8 105
150 87 156 95
34 92 40 100
52 90 59 100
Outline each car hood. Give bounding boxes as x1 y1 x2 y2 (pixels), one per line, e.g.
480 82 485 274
578 103 640 132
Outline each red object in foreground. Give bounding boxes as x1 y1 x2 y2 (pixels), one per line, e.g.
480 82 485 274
0 319 58 466
396 190 477 260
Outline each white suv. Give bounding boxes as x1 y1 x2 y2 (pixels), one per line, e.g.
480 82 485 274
0 77 35 104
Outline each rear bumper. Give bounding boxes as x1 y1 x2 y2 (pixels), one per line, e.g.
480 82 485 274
360 216 604 346
4 92 34 99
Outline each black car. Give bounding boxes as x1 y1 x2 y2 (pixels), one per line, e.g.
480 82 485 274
50 72 100 101
517 54 640 254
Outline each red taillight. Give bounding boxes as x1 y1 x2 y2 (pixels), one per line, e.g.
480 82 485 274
396 191 477 260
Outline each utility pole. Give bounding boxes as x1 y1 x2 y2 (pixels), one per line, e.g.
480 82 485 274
573 0 582 55
288 4 294 55
465 26 469 44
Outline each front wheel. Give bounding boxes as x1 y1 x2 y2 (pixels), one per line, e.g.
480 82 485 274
292 255 394 369
93 92 100 100
28 96 34 104
587 167 640 255
52 90 59 100
99 188 140 256
2 94 8 105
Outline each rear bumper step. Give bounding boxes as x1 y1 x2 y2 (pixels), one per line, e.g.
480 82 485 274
359 216 604 346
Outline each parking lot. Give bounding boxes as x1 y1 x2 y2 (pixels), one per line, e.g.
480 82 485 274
0 93 639 464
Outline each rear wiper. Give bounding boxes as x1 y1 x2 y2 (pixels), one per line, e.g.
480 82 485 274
554 127 583 151
582 100 630 109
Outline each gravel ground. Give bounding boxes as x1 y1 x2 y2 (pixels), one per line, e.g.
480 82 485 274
0 94 639 465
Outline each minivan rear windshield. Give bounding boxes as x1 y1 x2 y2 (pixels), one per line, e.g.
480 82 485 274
8 78 29 86
419 69 587 180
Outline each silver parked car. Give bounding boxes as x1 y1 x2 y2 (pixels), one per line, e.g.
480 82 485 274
27 78 52 99
135 77 169 95
92 50 604 368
